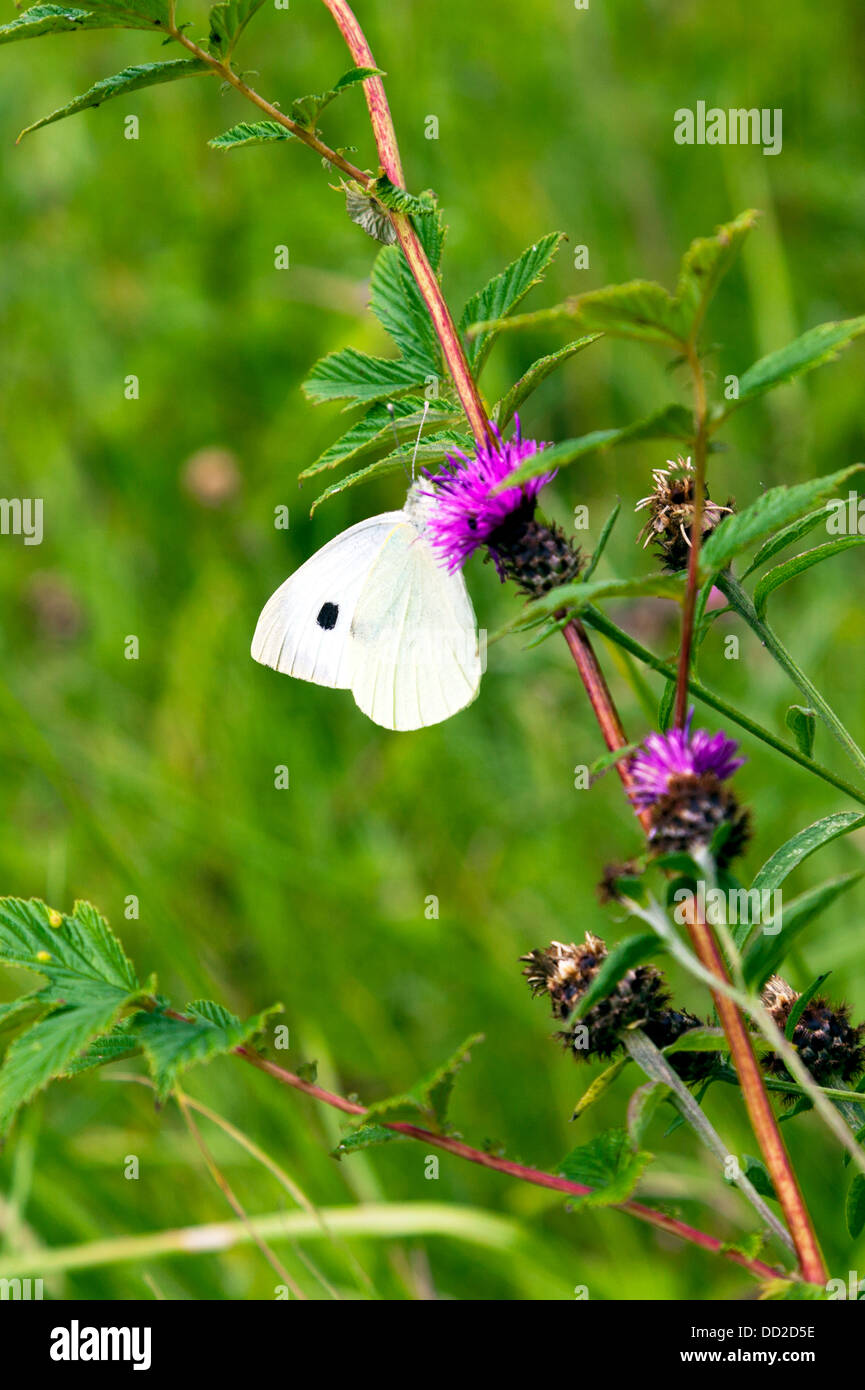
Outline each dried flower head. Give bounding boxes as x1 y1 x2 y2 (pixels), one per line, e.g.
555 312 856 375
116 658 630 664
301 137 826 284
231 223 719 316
422 418 583 597
636 456 733 571
761 974 865 1093
521 934 714 1078
628 710 750 865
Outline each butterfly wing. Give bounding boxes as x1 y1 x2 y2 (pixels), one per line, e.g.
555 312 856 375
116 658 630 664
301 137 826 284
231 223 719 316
250 512 407 689
348 522 481 731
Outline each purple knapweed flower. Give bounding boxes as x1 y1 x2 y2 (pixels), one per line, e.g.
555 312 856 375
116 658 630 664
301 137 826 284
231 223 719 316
421 416 555 573
629 709 745 811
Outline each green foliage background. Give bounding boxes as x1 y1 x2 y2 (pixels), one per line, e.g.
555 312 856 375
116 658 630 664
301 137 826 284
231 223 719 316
1 0 864 1299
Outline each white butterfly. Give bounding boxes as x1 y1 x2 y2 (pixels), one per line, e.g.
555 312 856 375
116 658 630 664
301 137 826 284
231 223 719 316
251 481 482 731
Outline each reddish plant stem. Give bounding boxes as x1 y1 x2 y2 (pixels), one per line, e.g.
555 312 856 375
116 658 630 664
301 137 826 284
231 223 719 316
320 0 490 444
673 345 708 728
683 915 828 1285
562 618 649 816
234 1046 782 1282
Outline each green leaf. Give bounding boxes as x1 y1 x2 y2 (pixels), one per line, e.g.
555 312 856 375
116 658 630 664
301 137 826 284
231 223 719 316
132 999 281 1101
62 1028 142 1075
785 973 830 1042
18 58 211 139
583 499 621 581
71 0 168 20
742 873 863 989
0 995 138 1131
494 336 601 428
368 174 436 220
588 741 641 783
0 995 50 1053
496 402 694 488
342 183 397 245
0 4 139 44
698 464 865 575
362 1033 484 1130
658 677 676 732
785 705 816 759
674 209 760 337
370 243 441 369
208 120 291 151
571 1055 631 1120
299 398 460 482
460 232 566 372
509 572 684 633
750 813 865 896
557 1128 653 1207
729 1155 777 1202
753 537 865 618
332 1123 403 1159
721 316 865 417
288 66 383 131
0 898 138 999
571 933 660 1019
302 348 433 407
206 0 266 56
573 279 689 348
627 1080 670 1147
308 430 472 514
846 1172 865 1240
663 1027 737 1055
742 505 835 576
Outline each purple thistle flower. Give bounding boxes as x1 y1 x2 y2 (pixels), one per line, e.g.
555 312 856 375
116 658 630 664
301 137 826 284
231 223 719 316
629 709 745 810
421 416 555 572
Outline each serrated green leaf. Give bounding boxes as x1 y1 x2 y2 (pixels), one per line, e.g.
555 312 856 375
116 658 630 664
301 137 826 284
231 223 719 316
698 465 865 575
847 1172 865 1239
206 0 266 56
573 213 758 349
0 994 50 1053
494 335 601 428
62 1028 142 1074
72 0 168 20
208 120 291 150
721 316 865 418
302 348 432 407
308 429 472 514
675 210 759 337
785 705 816 759
0 994 137 1132
0 4 136 45
370 243 441 369
496 402 694 489
0 897 139 998
753 537 865 618
750 813 865 896
299 398 460 482
19 58 211 139
288 66 383 131
332 1123 403 1158
742 505 834 576
423 1033 483 1128
133 1000 281 1100
571 934 660 1020
460 232 565 372
368 174 436 220
742 873 863 989
557 1128 653 1207
663 1027 735 1055
627 1080 670 1147
588 742 641 782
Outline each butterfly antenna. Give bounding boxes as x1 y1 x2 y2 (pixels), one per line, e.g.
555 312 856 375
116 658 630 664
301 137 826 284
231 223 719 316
410 400 430 483
387 402 412 482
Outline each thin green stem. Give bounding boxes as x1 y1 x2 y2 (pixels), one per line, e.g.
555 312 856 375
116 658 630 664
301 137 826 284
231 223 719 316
719 571 865 782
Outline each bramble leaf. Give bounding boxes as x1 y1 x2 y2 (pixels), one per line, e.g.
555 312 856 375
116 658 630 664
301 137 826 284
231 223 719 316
496 402 695 488
558 1128 653 1207
698 464 865 575
288 66 383 131
132 999 282 1100
332 1123 403 1158
19 58 211 139
0 4 142 45
206 0 266 57
460 232 566 372
719 316 865 419
494 335 601 428
299 397 460 482
208 120 291 150
370 243 441 369
302 348 433 407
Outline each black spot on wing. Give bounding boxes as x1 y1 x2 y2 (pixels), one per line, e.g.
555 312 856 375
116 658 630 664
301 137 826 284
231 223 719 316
317 601 339 630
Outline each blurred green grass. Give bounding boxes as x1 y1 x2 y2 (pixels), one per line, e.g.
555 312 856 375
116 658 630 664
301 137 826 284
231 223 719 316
0 0 864 1299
